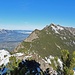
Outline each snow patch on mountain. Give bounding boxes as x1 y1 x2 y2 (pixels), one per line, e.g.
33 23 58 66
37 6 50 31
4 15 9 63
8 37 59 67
51 24 64 34
57 25 64 30
13 53 24 57
0 49 24 66
55 43 61 49
73 41 75 45
51 25 59 34
60 36 67 40
23 55 32 60
0 49 11 66
63 37 66 40
45 55 54 64
45 55 63 70
58 58 63 70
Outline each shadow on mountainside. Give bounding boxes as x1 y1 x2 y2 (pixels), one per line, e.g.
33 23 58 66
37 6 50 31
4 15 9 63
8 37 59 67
10 60 43 75
0 59 58 75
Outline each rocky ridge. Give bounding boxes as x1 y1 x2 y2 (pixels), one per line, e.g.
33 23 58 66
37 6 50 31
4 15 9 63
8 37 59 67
14 23 75 57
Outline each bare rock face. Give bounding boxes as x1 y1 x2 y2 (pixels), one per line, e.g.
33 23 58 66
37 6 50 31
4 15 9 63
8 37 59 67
24 29 39 42
65 27 75 35
14 43 24 52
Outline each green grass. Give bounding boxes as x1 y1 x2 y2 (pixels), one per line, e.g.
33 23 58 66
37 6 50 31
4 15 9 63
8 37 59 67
16 26 75 58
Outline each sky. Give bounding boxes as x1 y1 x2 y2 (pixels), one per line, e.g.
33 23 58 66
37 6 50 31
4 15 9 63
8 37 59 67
0 0 75 30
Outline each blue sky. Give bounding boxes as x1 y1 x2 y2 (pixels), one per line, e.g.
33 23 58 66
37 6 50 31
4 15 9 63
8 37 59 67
0 0 75 30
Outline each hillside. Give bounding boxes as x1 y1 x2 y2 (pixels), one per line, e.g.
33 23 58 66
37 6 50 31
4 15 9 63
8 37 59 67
14 23 75 58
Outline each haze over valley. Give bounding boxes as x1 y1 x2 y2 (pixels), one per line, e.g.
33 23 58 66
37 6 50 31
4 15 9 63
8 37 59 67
0 29 32 50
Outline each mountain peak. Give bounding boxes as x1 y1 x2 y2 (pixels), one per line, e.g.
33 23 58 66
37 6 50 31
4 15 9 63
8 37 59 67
50 23 64 30
15 23 75 57
24 29 39 42
48 23 64 34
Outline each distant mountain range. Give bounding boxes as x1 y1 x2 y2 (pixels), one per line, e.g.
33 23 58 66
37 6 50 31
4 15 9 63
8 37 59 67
14 23 75 57
0 29 32 50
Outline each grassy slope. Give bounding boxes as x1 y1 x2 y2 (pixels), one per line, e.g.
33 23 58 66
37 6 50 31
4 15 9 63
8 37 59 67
16 26 75 58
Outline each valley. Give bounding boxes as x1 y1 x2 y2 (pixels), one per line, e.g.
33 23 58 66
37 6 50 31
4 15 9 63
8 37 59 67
0 30 32 50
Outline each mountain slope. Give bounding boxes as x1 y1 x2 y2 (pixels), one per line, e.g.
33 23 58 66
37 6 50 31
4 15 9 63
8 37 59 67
14 23 75 58
65 27 75 35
